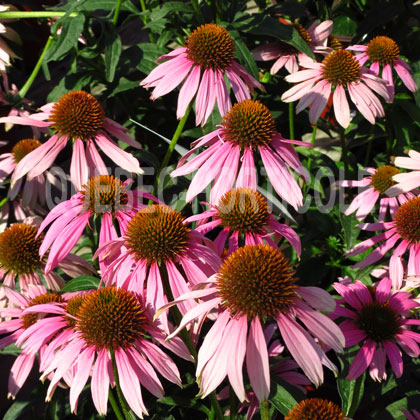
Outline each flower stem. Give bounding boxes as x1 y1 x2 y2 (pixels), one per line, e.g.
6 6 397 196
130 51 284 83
19 35 53 99
339 127 349 178
112 0 124 25
229 385 237 420
259 400 270 420
109 388 125 420
138 0 156 43
0 11 77 19
152 103 192 198
288 102 295 140
109 347 135 420
191 0 205 24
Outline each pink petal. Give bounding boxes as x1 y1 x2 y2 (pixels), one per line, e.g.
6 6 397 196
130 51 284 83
347 339 376 380
70 138 89 191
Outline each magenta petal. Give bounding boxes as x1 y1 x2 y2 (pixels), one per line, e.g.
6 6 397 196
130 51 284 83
91 349 110 416
347 339 376 380
70 347 95 412
383 340 403 378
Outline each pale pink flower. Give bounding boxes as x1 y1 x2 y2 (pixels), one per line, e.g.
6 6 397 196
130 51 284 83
330 277 420 381
0 285 71 398
347 196 420 289
157 244 344 402
96 204 221 331
171 99 309 208
338 165 415 221
252 19 333 74
38 175 154 274
281 50 391 128
348 36 417 101
0 90 143 191
35 287 184 417
403 409 420 420
386 150 420 196
185 188 301 256
0 6 20 71
140 23 263 126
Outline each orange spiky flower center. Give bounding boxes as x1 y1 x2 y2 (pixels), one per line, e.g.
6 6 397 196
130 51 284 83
328 35 343 50
186 24 235 70
221 100 276 149
0 223 44 276
12 139 42 163
321 50 360 86
22 293 65 329
285 398 346 420
370 165 400 194
394 197 420 243
366 36 400 66
125 205 191 264
50 90 105 140
216 244 298 319
76 287 147 350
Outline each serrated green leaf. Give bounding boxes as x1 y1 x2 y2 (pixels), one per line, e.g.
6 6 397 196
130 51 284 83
75 0 139 13
47 73 93 103
339 212 360 250
104 33 122 82
46 14 85 62
60 276 100 292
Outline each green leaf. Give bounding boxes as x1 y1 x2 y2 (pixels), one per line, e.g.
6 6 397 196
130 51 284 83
3 400 32 420
332 16 357 36
339 212 360 250
46 14 86 62
109 77 140 97
338 371 365 416
60 275 100 292
234 38 259 79
104 33 122 82
76 0 139 13
47 73 93 103
270 377 304 415
137 43 167 74
0 343 21 356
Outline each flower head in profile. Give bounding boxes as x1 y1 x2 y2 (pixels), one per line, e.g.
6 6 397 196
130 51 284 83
140 23 263 126
186 188 301 256
38 175 154 273
171 99 309 208
348 36 418 101
285 398 349 420
36 287 183 417
347 196 420 289
0 6 20 71
281 50 391 128
158 244 344 403
338 165 415 222
0 90 143 190
252 19 333 74
331 277 420 381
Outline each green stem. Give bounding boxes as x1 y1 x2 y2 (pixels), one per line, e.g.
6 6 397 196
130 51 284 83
229 385 237 420
259 400 270 420
339 127 349 178
112 0 124 25
311 123 318 145
139 0 156 43
19 35 53 99
0 11 77 19
288 102 295 140
109 388 125 420
109 347 135 420
208 392 225 420
152 103 192 197
0 197 8 209
191 0 205 24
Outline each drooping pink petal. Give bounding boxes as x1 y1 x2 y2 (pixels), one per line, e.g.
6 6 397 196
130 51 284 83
332 84 350 128
177 65 201 119
70 138 89 191
91 349 110 416
347 339 376 380
383 340 403 378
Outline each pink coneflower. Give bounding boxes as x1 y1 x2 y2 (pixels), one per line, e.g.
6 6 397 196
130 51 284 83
171 99 309 208
0 6 20 71
347 196 420 289
158 244 344 402
285 398 349 420
0 285 68 398
97 204 220 327
185 188 301 256
386 150 420 196
140 23 263 126
281 50 391 128
0 90 143 191
38 175 153 273
348 36 418 101
338 165 415 221
403 410 420 420
330 277 420 381
0 221 93 292
37 287 182 417
252 19 333 74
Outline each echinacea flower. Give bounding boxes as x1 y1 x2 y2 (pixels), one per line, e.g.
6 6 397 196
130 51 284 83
338 165 415 221
252 19 333 74
0 90 143 191
140 23 263 126
0 221 93 292
403 409 420 420
0 6 20 71
171 99 309 208
347 196 420 289
281 50 391 128
348 36 418 101
38 175 154 273
0 285 68 398
386 150 420 196
97 204 221 327
285 398 349 420
38 287 182 417
185 188 301 256
158 244 345 403
331 277 420 381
